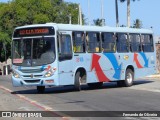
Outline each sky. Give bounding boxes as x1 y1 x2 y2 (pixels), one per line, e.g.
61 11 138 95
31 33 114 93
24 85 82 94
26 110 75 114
0 0 159 36
64 0 159 36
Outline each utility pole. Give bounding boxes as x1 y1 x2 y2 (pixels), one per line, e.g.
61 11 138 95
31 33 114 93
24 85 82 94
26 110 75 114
101 0 105 26
127 0 130 27
115 0 119 27
78 4 82 25
69 14 71 24
88 0 90 25
3 43 8 75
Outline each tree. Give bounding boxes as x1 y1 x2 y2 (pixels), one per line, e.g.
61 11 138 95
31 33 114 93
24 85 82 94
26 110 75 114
93 18 104 26
133 19 142 28
120 24 126 27
0 0 81 62
120 0 139 27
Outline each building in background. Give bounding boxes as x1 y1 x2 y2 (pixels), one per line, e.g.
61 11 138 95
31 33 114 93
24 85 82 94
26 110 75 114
155 36 160 73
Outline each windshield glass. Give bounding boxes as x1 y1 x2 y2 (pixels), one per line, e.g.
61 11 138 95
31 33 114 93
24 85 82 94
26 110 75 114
12 37 55 66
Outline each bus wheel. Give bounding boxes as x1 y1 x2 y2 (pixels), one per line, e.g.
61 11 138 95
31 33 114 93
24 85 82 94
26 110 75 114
74 72 81 91
37 86 45 93
117 69 134 87
88 82 103 89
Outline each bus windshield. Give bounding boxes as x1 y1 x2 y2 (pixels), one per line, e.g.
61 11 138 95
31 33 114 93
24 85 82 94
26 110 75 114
12 37 55 66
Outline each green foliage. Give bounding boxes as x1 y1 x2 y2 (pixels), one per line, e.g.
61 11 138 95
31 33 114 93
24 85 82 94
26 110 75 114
132 19 142 28
120 25 126 27
93 18 104 26
120 19 142 28
120 0 138 2
0 0 80 62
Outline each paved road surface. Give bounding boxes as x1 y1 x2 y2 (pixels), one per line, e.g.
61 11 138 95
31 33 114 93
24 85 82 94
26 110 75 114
0 75 160 120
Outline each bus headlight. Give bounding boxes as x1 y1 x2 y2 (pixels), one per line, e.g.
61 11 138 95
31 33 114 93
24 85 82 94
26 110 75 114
44 67 56 77
12 70 20 78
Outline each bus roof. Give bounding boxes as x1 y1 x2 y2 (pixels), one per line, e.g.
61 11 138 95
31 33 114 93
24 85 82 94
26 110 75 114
15 23 153 34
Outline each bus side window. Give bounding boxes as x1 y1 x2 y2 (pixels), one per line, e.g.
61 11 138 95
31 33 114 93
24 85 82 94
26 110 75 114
117 33 129 53
129 34 141 52
86 32 100 53
101 32 116 52
72 31 85 53
141 34 154 52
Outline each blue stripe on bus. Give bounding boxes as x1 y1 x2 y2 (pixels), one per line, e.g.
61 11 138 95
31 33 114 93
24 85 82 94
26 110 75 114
103 53 122 79
139 52 149 67
41 65 46 71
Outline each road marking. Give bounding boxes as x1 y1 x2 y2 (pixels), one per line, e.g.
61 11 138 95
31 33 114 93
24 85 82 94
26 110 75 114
30 100 36 103
17 94 26 99
0 85 70 119
44 107 53 111
0 86 12 92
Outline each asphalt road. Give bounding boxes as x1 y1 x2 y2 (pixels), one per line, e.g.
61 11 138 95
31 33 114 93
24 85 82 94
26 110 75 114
0 75 160 120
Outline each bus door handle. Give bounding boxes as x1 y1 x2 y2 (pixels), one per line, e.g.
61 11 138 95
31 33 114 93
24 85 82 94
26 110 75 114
74 54 79 56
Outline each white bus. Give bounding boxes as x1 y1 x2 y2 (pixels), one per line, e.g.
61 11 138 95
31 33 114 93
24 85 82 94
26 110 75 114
11 23 156 93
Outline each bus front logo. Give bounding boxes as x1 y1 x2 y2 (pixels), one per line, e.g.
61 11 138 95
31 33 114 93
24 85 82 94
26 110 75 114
31 74 34 78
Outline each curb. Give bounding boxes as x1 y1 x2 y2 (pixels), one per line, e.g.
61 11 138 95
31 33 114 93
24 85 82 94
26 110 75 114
146 74 160 78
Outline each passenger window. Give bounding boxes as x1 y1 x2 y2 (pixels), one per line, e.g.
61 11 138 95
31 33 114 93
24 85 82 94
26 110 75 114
129 34 141 52
72 32 85 53
58 34 72 61
86 32 100 53
101 32 116 52
117 33 129 52
141 34 154 52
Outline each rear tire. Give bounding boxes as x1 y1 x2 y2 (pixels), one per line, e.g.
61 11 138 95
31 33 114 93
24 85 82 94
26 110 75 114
117 69 134 87
88 82 103 89
74 72 81 91
37 86 45 93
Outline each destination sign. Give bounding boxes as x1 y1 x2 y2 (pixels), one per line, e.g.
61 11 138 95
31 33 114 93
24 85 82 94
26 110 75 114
19 28 49 35
13 27 55 37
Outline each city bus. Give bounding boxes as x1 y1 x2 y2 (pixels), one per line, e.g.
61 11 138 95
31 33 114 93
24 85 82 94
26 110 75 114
11 23 156 93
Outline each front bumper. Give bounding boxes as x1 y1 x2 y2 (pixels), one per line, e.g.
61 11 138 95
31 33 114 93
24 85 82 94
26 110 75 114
11 75 59 87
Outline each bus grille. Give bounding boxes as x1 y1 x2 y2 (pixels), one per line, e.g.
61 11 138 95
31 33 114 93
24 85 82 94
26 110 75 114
23 75 43 78
24 79 40 83
20 69 43 73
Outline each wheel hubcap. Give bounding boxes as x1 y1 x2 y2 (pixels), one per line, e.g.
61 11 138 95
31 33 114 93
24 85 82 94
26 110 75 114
127 73 132 84
79 77 82 85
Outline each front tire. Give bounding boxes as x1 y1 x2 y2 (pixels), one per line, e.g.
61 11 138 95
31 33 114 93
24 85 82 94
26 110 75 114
117 69 134 87
37 86 45 93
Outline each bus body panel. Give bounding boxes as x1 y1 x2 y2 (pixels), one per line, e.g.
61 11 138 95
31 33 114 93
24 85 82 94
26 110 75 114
69 51 156 83
58 59 74 85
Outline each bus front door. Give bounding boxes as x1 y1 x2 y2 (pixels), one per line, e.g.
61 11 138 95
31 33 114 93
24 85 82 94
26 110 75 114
58 31 74 85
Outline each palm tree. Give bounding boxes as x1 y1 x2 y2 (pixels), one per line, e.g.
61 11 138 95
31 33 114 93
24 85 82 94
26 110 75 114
120 0 138 27
133 19 142 28
93 18 103 26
